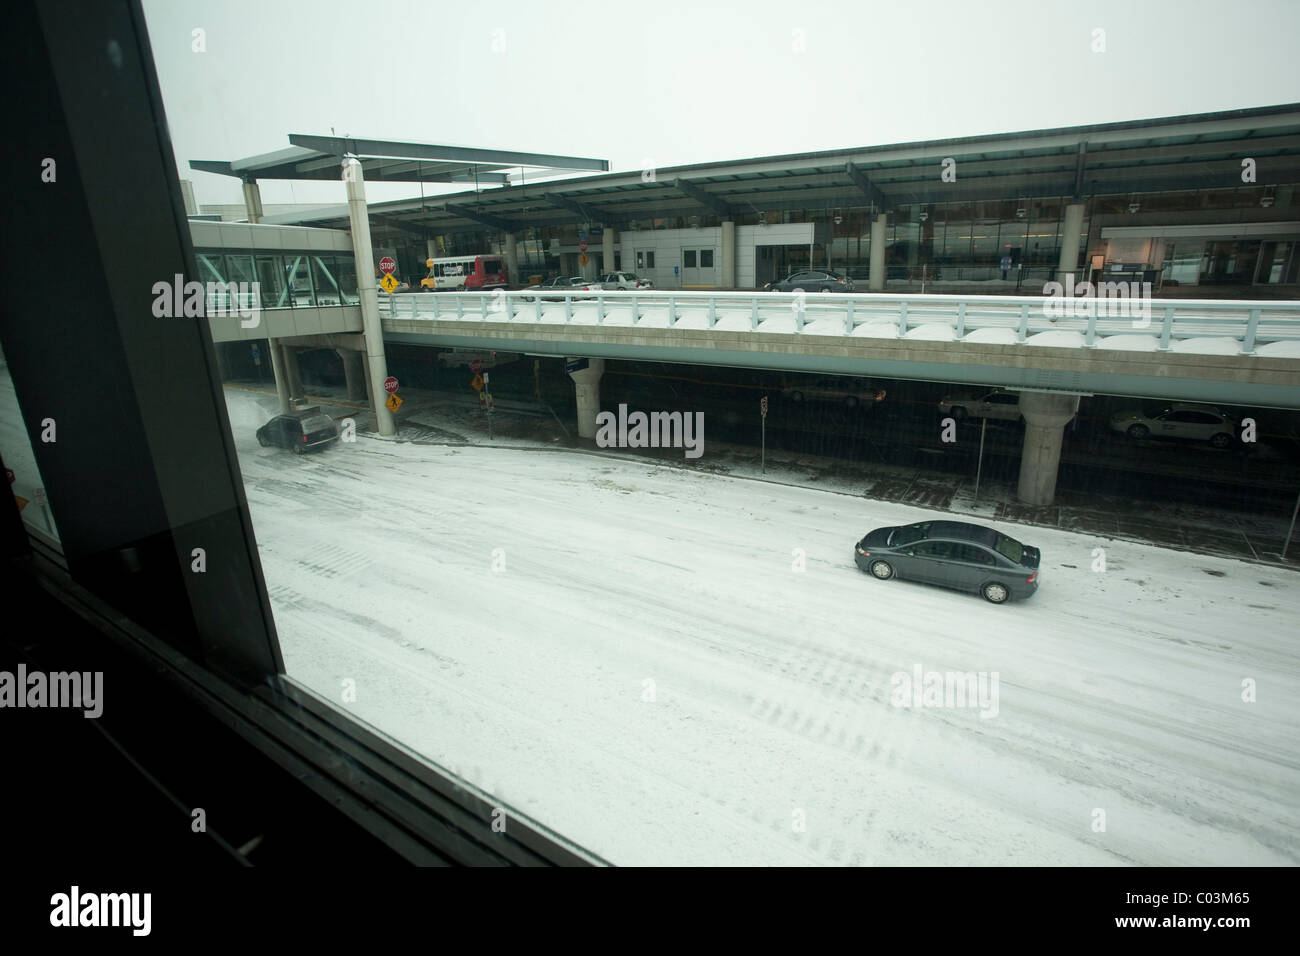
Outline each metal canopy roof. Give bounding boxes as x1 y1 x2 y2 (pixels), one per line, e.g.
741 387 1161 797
252 104 1300 238
190 134 609 186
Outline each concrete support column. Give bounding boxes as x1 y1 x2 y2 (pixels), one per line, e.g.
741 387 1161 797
869 213 888 291
567 357 605 439
266 337 291 413
343 155 395 436
241 179 263 224
721 220 736 289
1016 392 1082 507
602 227 616 276
338 348 366 401
282 345 304 402
213 341 231 382
505 233 519 287
1058 202 1085 283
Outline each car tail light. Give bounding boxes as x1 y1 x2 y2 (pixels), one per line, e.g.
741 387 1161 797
836 278 846 284
1026 571 1038 584
301 433 308 443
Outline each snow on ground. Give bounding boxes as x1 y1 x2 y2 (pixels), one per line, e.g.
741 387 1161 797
224 387 1300 866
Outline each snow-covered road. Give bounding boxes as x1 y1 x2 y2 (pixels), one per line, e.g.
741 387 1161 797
225 388 1300 866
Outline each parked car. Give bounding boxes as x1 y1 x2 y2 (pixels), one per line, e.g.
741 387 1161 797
1109 403 1238 448
524 276 602 300
765 270 854 293
938 388 1022 422
854 520 1041 604
601 271 654 290
782 376 886 408
256 407 340 454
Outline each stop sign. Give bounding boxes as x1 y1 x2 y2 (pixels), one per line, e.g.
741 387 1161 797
378 257 396 275
383 376 398 394
578 241 588 253
470 359 482 375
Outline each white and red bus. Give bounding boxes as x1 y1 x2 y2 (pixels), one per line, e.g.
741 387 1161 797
419 255 508 292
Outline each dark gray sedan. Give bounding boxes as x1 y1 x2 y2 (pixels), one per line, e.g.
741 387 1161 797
854 520 1040 604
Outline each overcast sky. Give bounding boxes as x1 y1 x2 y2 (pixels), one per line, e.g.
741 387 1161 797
141 0 1300 209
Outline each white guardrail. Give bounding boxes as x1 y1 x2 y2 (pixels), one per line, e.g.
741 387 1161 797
376 289 1300 357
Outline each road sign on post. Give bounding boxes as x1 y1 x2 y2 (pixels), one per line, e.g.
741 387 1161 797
760 396 768 475
579 254 589 267
384 376 399 394
385 393 403 413
380 273 399 294
578 241 588 253
470 359 482 375
379 256 396 275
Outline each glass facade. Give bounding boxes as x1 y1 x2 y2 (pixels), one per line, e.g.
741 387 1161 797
194 249 359 309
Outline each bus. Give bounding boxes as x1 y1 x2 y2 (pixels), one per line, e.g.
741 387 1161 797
419 255 508 292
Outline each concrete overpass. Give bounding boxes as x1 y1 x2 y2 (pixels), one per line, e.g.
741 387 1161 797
380 289 1299 506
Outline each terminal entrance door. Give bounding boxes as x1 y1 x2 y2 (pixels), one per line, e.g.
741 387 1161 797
680 247 717 286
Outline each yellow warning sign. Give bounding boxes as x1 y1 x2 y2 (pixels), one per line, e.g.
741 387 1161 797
578 254 589 267
471 374 484 392
385 393 403 412
14 495 27 511
379 273 399 294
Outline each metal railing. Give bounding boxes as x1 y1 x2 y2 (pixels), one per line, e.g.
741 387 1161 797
376 289 1300 355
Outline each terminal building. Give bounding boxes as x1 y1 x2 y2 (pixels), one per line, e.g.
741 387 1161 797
223 103 1300 298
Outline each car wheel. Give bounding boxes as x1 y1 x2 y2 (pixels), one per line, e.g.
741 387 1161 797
1127 423 1150 440
981 582 1010 604
868 560 895 580
257 432 269 447
1209 432 1232 449
293 443 304 455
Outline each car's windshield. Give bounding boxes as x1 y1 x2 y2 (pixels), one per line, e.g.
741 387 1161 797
890 522 930 547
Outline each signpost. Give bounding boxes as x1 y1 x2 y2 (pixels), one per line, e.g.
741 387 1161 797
483 372 493 439
383 376 399 394
973 417 988 501
379 273 399 294
378 256 396 275
470 359 482 375
760 395 768 475
385 393 403 413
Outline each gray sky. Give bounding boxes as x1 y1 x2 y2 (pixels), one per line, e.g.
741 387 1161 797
142 0 1300 208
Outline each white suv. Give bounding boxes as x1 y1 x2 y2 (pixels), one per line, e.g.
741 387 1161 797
601 271 653 290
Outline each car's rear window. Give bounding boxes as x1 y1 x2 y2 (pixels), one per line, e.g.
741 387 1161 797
301 415 334 433
993 532 1024 563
